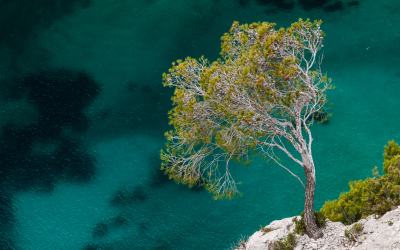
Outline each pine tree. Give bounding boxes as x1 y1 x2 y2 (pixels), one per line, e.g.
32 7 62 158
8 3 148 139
161 19 333 239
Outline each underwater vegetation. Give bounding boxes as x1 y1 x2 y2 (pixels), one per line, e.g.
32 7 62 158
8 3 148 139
1 69 100 193
247 0 359 12
0 68 100 248
110 185 148 207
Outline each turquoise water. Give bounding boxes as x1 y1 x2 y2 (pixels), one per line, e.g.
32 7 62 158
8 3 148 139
0 0 399 249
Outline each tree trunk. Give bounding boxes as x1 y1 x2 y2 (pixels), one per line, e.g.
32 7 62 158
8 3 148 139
303 159 323 239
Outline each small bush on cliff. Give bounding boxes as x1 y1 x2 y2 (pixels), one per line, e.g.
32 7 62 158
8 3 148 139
260 225 273 235
268 232 296 250
292 211 326 235
229 235 248 250
321 140 400 225
344 223 363 242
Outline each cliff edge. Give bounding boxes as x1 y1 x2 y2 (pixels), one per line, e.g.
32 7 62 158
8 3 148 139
234 205 400 250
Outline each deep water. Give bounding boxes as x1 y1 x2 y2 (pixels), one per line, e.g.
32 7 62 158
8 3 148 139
0 0 399 249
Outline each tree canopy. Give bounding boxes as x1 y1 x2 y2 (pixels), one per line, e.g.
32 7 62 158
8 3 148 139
160 18 333 201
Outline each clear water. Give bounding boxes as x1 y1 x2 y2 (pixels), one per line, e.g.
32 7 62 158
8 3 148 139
0 0 399 249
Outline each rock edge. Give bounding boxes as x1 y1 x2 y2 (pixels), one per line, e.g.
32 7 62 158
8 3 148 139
234 206 400 250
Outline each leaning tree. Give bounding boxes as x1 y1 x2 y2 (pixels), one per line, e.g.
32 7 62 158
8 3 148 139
160 19 333 239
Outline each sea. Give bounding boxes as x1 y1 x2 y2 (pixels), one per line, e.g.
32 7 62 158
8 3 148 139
0 0 399 249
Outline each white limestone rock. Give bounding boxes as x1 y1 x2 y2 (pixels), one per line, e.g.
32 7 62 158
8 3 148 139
354 207 400 250
244 217 298 250
234 206 400 250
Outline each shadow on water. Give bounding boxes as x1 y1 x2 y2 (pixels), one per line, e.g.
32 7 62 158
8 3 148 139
298 0 358 11
82 243 103 250
0 0 93 74
91 214 129 239
0 0 92 55
92 222 109 239
0 68 101 248
323 1 344 12
0 128 97 193
297 0 330 10
348 1 359 7
85 152 204 248
109 185 149 207
138 221 149 233
110 214 129 228
0 191 20 250
148 155 173 188
13 69 101 136
249 0 359 12
253 0 295 10
1 68 101 193
53 139 97 183
150 239 172 250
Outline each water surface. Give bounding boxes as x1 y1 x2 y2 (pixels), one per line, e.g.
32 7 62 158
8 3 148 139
0 0 399 249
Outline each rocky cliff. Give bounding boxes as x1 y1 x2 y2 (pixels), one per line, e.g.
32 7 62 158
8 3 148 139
234 206 400 250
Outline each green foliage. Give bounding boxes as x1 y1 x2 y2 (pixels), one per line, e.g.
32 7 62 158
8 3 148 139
314 211 328 228
320 180 366 225
260 225 273 235
161 18 330 200
344 223 363 242
321 140 400 225
383 140 400 173
292 211 326 234
268 233 296 250
309 110 331 124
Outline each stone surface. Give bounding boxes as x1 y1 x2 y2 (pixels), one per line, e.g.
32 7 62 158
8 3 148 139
234 206 400 250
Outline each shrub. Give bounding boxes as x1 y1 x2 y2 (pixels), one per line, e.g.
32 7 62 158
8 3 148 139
321 140 400 225
268 233 296 250
229 235 248 250
344 223 363 242
292 211 326 235
383 140 400 173
260 225 273 235
321 180 367 225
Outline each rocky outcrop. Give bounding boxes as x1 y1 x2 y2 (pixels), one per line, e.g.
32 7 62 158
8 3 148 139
235 206 400 250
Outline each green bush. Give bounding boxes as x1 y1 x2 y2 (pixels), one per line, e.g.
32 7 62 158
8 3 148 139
321 140 400 225
344 223 363 242
383 140 400 173
292 211 326 235
260 225 273 235
268 233 296 250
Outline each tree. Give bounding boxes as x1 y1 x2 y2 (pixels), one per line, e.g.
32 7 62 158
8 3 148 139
160 18 333 239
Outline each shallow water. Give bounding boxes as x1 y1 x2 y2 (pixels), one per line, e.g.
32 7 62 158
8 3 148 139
0 0 399 249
